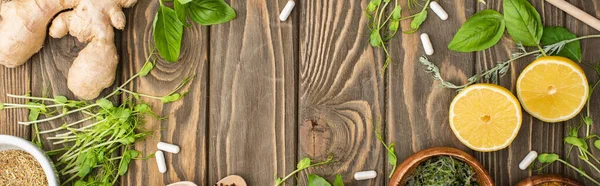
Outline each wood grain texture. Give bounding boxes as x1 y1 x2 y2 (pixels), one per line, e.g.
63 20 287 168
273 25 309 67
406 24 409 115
299 0 384 185
387 0 475 182
473 1 566 185
562 0 600 185
208 0 297 185
122 1 209 185
0 63 30 138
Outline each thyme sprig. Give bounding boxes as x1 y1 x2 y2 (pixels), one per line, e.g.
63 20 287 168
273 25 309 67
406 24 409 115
421 35 600 90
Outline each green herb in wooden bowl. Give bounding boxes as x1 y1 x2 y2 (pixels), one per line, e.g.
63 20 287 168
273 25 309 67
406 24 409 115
404 156 479 186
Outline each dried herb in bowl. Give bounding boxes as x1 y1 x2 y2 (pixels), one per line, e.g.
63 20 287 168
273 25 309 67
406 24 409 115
0 150 48 186
404 156 479 186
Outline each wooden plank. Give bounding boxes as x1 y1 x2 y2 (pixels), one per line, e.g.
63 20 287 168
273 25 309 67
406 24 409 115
208 0 297 185
0 64 30 138
472 1 566 185
122 1 209 185
298 0 384 185
387 0 476 182
562 0 600 185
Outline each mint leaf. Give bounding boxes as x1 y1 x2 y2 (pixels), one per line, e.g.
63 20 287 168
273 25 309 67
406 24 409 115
154 5 184 62
541 26 582 62
503 0 543 46
187 0 236 25
449 9 505 52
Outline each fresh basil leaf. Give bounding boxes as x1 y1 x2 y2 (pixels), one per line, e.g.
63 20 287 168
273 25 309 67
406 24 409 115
307 174 332 186
154 5 184 62
174 0 191 27
410 10 427 30
503 0 543 46
177 0 192 4
448 9 505 52
537 153 559 163
333 174 344 186
541 26 582 62
187 0 236 25
297 157 311 169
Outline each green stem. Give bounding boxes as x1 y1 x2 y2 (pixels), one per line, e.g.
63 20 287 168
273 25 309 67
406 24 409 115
6 94 55 102
119 88 164 100
39 114 100 134
557 159 600 185
537 45 547 56
18 104 98 125
276 157 333 186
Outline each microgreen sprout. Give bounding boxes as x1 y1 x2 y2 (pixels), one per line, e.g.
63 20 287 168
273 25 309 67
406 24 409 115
0 52 190 185
275 156 334 186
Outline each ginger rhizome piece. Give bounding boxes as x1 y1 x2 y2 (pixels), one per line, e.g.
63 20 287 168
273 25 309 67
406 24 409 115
0 0 136 100
49 0 137 100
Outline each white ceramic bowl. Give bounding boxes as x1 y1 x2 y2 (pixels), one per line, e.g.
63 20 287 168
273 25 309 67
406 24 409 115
0 135 59 186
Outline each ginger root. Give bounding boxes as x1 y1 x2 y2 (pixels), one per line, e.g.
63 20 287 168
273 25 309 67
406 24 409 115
0 0 71 67
0 0 136 100
49 0 137 100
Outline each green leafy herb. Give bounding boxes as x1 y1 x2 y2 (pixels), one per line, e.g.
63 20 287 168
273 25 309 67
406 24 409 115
375 125 398 178
503 0 543 46
537 153 559 163
307 174 332 186
333 174 344 186
541 26 582 62
365 0 431 73
594 140 600 150
153 0 236 62
0 53 188 185
187 0 237 25
404 156 479 186
275 156 334 186
154 5 184 62
448 9 505 52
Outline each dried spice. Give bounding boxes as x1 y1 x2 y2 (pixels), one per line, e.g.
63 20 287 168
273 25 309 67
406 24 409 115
0 150 48 186
405 156 479 186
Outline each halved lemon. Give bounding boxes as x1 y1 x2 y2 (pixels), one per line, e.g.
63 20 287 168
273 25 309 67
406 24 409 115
449 84 522 152
516 56 589 123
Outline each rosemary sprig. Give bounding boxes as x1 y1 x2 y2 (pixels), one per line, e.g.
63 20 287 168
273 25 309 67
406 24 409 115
420 34 600 90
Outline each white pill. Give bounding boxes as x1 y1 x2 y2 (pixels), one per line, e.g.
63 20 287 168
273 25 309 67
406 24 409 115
157 142 180 154
430 1 449 21
519 151 538 170
354 170 377 180
279 1 296 21
420 33 434 56
156 150 167 173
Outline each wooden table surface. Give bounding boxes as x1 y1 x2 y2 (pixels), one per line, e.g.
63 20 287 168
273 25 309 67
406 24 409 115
1 0 600 185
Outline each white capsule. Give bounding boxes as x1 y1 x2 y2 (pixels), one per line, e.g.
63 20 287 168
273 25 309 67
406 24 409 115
156 150 167 173
157 142 180 154
354 170 377 180
279 1 296 21
519 151 538 170
420 33 434 56
429 1 448 21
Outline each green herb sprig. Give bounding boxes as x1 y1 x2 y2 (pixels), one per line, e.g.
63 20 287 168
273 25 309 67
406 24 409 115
375 127 398 178
404 156 479 186
366 0 430 74
153 0 236 62
275 156 343 186
0 52 188 185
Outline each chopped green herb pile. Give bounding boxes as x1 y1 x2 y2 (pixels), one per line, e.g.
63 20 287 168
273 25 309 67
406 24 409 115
405 156 479 186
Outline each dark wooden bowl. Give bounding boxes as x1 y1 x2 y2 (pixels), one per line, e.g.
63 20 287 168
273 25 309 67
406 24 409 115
515 175 582 186
388 147 494 186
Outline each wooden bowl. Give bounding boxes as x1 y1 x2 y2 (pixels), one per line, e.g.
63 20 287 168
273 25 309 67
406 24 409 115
515 175 582 186
388 147 494 186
